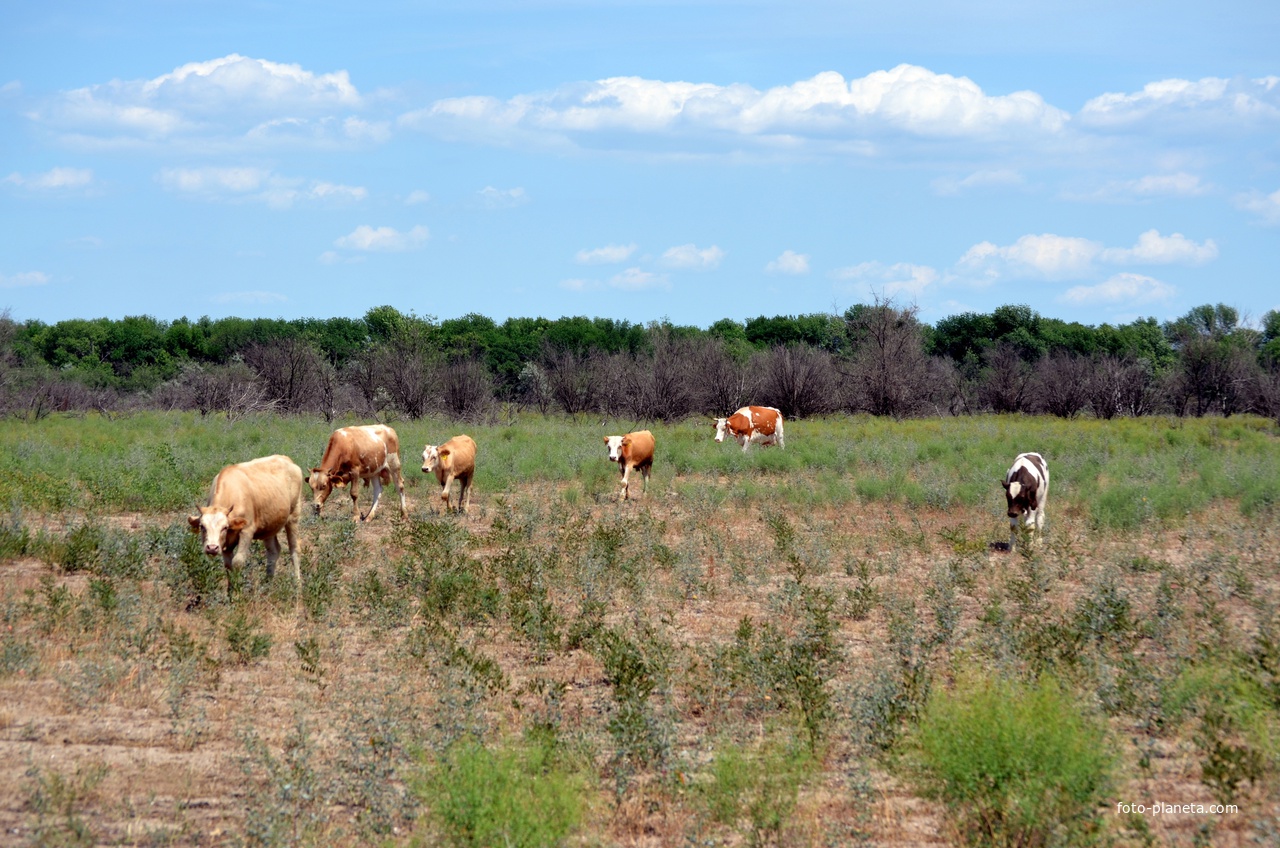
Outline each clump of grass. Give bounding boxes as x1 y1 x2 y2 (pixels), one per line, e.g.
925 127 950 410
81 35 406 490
699 727 814 847
905 669 1114 848
223 610 272 664
24 757 110 848
416 733 587 848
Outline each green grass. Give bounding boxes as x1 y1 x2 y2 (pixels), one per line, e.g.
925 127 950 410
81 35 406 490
0 411 1275 528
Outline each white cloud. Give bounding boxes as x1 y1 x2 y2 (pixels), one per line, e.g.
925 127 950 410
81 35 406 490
1060 273 1175 305
932 169 1025 196
765 250 810 275
334 224 429 251
478 186 528 208
1101 229 1217 265
405 189 431 205
832 261 938 298
560 278 601 291
1236 187 1280 225
1079 75 1280 130
575 243 637 264
34 54 369 149
609 267 670 291
1072 172 1211 202
4 167 94 190
661 243 724 269
158 166 366 208
211 290 288 304
402 64 1069 153
0 271 50 289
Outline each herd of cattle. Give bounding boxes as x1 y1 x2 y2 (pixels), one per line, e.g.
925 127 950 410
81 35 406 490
186 405 1049 594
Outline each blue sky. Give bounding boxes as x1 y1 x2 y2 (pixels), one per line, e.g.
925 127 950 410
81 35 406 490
3 1 1278 330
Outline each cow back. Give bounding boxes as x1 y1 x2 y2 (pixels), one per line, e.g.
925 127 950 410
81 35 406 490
622 430 655 465
321 425 397 478
438 435 477 476
210 454 304 537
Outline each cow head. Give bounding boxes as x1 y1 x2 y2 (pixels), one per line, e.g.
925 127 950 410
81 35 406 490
308 467 343 514
187 505 247 556
604 435 624 462
1001 476 1039 521
421 445 442 474
712 418 729 443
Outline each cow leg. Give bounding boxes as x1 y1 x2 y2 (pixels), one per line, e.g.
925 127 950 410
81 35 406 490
388 457 408 518
263 533 281 580
1008 518 1019 551
349 477 363 522
226 537 253 597
740 436 750 453
365 476 384 521
459 474 472 514
440 474 454 512
620 464 631 501
285 518 301 586
640 462 651 497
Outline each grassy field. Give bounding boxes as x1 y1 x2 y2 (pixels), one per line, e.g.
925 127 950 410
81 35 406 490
0 411 1278 846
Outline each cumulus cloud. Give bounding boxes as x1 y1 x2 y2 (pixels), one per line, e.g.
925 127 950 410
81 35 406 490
1060 273 1175 305
405 189 431 205
478 186 528 208
334 224 429 251
1236 187 1280 225
1101 229 1217 265
832 261 939 298
4 167 93 190
210 290 288 304
0 271 50 289
1079 75 1280 130
1071 172 1211 202
661 243 724 269
575 243 637 264
33 54 369 149
560 278 600 291
158 166 366 208
401 64 1069 154
609 267 670 291
958 229 1215 283
765 250 810 275
932 169 1025 196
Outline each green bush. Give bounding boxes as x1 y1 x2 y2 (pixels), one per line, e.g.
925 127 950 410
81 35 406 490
700 729 813 846
907 669 1113 847
416 735 586 848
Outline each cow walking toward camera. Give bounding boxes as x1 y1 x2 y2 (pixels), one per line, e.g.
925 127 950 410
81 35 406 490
713 406 784 451
308 424 407 521
1002 452 1049 550
422 435 477 513
604 430 655 501
188 454 304 597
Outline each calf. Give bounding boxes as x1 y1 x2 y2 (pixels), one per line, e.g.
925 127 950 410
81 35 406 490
1002 452 1049 550
308 424 407 521
188 454 304 596
421 434 477 513
604 430 655 501
713 406 785 451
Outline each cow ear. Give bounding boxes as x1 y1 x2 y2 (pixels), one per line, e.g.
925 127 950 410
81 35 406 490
604 436 610 444
187 514 201 531
228 515 248 531
440 449 450 458
1001 480 1010 490
622 436 631 447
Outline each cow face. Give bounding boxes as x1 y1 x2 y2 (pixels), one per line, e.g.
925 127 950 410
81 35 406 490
307 468 332 513
604 435 624 462
1001 477 1039 521
421 445 440 474
712 418 729 443
187 506 246 556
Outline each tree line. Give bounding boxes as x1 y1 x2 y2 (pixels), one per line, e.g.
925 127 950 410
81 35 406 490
2 301 1279 423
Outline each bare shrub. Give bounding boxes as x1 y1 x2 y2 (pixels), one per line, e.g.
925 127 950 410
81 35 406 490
243 338 326 414
978 343 1035 413
517 362 554 415
437 357 493 420
1032 351 1091 418
755 344 840 419
378 334 437 419
160 361 276 419
1088 354 1157 419
543 349 602 417
687 336 757 416
615 331 697 422
842 300 933 419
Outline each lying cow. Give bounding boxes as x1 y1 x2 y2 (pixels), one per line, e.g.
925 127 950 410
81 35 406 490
308 424 407 521
1002 452 1049 550
604 430 655 501
421 434 477 513
713 405 785 451
188 454 304 596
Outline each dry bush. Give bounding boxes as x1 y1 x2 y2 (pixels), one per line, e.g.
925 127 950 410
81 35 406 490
754 344 841 419
243 338 328 414
1088 354 1157 419
437 357 494 420
841 301 934 419
1032 351 1091 418
978 343 1035 413
686 336 757 416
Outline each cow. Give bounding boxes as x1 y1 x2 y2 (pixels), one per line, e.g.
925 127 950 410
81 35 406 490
1002 452 1049 550
604 430 655 501
187 454 304 596
308 424 407 522
713 406 785 452
421 435 478 513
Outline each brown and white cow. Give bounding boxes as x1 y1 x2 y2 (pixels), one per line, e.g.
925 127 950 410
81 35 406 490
308 424 407 521
188 454 304 596
421 434 477 513
604 430 655 501
713 406 785 452
1002 452 1049 550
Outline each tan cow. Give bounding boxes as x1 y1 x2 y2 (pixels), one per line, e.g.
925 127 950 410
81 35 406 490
421 434 477 513
308 424 407 521
604 430 655 501
713 405 785 451
187 454 304 596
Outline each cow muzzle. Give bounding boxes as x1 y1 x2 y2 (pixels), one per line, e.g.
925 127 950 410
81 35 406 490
204 543 221 556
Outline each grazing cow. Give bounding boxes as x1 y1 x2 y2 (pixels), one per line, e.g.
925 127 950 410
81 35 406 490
421 435 478 513
604 430 655 501
713 406 785 452
1002 452 1049 549
187 454 304 596
308 424 407 521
